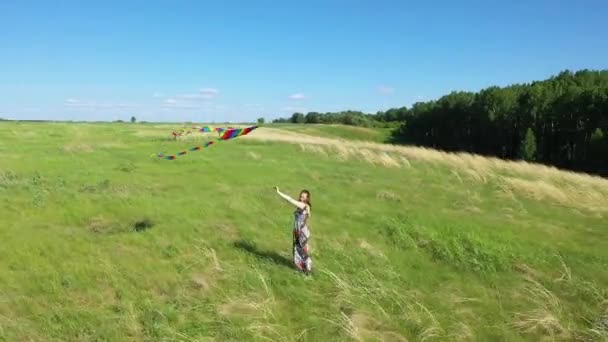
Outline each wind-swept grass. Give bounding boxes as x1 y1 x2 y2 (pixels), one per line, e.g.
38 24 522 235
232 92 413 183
269 123 394 143
0 121 606 341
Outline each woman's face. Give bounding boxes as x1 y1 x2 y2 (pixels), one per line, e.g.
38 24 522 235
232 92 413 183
299 192 308 203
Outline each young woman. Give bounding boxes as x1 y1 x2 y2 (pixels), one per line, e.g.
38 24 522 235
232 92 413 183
274 186 312 274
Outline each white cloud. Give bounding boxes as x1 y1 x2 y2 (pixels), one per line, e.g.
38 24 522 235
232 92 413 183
170 88 220 102
199 88 219 99
161 104 199 110
377 85 395 95
161 87 219 109
153 92 163 98
288 93 307 100
161 98 228 111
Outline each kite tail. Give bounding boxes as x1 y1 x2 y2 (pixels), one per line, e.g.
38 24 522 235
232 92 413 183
157 125 258 161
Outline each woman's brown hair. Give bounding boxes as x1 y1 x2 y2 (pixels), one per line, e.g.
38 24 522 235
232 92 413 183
300 189 311 208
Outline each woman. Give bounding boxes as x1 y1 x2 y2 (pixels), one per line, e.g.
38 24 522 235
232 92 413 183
274 186 312 274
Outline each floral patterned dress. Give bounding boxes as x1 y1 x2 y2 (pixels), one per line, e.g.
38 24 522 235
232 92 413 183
292 206 312 272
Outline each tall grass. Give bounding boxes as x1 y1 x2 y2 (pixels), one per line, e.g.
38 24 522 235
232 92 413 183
246 127 608 215
0 122 606 341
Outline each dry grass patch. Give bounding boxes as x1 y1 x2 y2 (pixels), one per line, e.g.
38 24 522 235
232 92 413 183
466 190 482 203
376 190 401 202
514 264 546 281
400 156 412 167
132 129 168 137
216 270 293 340
302 144 404 168
247 126 608 213
503 178 568 204
451 170 464 184
358 239 386 259
218 299 262 317
464 168 487 183
512 311 565 340
190 273 212 292
108 185 133 199
331 144 354 161
88 216 121 234
323 269 445 341
500 177 608 213
210 221 240 241
511 277 569 340
182 243 224 296
299 143 327 156
326 311 408 342
464 205 482 214
190 243 224 273
376 152 401 168
591 305 608 339
447 321 474 341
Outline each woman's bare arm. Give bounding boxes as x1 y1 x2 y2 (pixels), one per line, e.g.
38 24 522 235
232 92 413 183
275 187 307 209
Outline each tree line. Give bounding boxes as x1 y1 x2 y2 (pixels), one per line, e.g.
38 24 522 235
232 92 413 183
272 69 608 176
273 110 398 128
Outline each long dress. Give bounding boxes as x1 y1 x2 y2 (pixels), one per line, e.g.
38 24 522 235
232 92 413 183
292 206 312 272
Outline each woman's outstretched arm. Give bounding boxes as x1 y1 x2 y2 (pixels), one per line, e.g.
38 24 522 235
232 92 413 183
274 186 307 209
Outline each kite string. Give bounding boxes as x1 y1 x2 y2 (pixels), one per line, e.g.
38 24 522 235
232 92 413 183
157 125 258 160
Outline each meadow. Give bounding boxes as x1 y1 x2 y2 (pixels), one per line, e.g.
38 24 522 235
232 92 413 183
268 124 394 143
0 121 607 341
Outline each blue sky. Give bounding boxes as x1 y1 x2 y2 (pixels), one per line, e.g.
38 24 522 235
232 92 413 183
1 1 607 122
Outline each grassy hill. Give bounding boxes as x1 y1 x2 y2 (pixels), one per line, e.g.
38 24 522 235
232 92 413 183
0 122 607 341
268 123 394 143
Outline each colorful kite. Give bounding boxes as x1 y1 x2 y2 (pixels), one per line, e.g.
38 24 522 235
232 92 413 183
158 125 258 160
218 125 257 140
171 126 231 138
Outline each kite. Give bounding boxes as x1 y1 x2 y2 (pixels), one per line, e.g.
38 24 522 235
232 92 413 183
157 125 258 160
171 126 233 139
218 125 257 140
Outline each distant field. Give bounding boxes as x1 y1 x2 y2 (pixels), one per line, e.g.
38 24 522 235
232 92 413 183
0 121 607 341
268 123 394 143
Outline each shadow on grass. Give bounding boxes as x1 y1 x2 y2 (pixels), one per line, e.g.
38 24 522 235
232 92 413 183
233 240 293 269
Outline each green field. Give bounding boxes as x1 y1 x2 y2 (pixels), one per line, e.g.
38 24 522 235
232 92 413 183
1 122 607 341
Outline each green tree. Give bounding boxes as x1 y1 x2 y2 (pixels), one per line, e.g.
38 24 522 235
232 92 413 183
291 113 305 124
589 128 607 162
519 128 537 161
271 69 608 175
305 112 321 124
131 116 136 123
591 127 605 143
257 117 265 124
